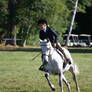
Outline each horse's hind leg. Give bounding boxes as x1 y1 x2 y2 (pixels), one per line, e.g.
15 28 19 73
59 71 63 92
62 75 71 92
70 66 80 92
45 73 56 91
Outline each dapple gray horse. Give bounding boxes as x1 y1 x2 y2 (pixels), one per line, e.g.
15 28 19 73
40 40 80 92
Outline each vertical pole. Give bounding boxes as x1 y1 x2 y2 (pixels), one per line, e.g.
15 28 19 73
66 0 79 46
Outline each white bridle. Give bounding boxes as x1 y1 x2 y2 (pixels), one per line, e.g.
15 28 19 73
40 40 54 63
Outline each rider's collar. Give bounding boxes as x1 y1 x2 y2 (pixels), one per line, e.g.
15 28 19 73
44 27 47 32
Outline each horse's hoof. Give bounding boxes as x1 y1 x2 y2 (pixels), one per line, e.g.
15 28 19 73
51 86 56 91
39 65 44 71
51 87 55 91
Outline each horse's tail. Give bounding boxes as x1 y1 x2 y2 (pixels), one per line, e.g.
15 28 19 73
74 63 80 75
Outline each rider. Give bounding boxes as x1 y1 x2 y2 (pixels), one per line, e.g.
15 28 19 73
38 19 71 70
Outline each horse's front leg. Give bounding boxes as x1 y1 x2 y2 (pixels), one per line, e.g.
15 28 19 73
45 72 56 91
59 71 63 92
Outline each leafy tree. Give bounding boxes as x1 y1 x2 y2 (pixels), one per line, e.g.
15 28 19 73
71 0 92 35
0 0 8 43
0 0 92 46
78 0 92 12
17 0 71 45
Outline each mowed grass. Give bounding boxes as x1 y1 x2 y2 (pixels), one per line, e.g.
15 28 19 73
0 48 92 92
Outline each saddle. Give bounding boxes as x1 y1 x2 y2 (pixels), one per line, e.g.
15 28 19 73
56 48 71 68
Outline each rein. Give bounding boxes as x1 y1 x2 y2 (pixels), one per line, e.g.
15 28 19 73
41 43 64 60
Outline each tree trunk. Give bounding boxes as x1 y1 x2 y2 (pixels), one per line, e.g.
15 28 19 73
5 25 17 46
5 0 17 46
23 19 31 47
13 26 17 46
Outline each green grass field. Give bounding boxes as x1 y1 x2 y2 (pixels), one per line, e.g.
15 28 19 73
0 48 92 92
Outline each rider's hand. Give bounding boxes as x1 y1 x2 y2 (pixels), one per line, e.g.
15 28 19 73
52 43 56 48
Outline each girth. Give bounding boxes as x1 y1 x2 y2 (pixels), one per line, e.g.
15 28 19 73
56 49 65 60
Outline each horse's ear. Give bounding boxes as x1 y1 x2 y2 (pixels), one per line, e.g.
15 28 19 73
47 38 49 42
44 39 49 42
39 39 43 42
39 39 49 42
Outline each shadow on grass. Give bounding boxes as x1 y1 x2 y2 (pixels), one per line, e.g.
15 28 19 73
0 47 92 53
68 48 92 53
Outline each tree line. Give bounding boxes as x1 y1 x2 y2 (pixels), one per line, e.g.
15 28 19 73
0 0 92 46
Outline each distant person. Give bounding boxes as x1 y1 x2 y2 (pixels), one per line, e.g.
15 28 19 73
38 19 71 70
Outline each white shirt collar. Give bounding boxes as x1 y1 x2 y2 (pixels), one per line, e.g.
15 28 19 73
44 28 47 32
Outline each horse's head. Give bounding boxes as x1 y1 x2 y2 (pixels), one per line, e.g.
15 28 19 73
40 39 52 63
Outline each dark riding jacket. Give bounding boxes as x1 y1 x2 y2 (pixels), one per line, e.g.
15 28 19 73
39 26 58 43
